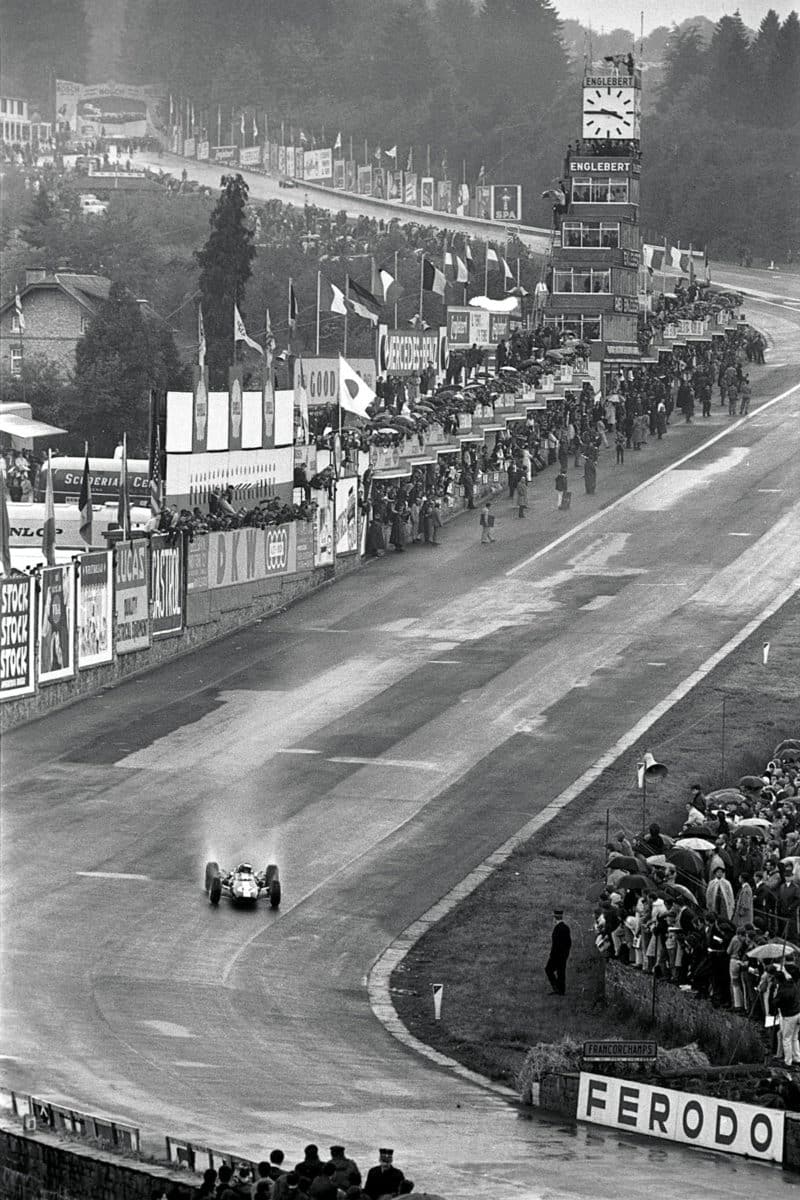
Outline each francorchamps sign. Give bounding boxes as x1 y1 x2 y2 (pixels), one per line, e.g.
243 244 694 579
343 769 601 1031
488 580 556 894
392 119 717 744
205 523 299 589
577 1074 783 1163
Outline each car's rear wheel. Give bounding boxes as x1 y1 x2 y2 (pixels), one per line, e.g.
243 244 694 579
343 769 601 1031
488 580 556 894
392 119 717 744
209 876 222 906
265 864 281 909
204 861 220 892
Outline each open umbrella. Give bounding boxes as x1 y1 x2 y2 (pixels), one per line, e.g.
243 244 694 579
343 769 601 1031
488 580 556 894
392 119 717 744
606 854 641 873
734 821 768 840
616 873 649 891
736 817 772 830
544 350 564 361
774 739 800 756
675 837 716 852
747 942 800 961
706 788 746 806
666 847 704 878
607 869 626 889
646 854 668 867
739 775 766 792
664 882 697 905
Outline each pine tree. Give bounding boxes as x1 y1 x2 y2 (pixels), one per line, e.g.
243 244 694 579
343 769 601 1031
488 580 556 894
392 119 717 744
658 25 707 111
195 174 257 387
775 12 800 127
706 12 752 122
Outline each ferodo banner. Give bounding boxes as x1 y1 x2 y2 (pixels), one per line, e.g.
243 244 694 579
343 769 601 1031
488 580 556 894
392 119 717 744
77 550 113 669
292 357 377 406
577 1074 783 1163
206 522 298 589
150 534 184 638
115 540 150 654
381 330 439 376
38 564 76 684
0 575 35 699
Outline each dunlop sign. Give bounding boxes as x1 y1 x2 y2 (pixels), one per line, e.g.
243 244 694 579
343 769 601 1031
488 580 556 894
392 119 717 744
206 523 298 589
578 1074 783 1162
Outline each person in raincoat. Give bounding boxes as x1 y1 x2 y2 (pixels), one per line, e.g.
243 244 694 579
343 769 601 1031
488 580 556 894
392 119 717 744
706 865 734 919
515 474 529 517
583 445 597 495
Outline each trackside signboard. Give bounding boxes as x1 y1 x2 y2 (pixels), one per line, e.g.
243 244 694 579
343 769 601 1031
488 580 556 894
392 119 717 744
577 1073 783 1162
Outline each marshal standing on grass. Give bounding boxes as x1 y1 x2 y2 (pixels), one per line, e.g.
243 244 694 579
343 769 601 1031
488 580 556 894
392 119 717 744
545 908 572 996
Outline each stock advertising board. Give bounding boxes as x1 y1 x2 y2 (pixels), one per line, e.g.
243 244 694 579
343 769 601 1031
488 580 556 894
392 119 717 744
150 534 184 638
0 575 36 699
115 540 150 654
77 551 114 669
38 564 76 684
577 1074 783 1163
205 523 298 589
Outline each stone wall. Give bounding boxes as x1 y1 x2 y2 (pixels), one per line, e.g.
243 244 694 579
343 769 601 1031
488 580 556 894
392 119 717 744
605 959 767 1063
538 1073 580 1118
0 1123 199 1200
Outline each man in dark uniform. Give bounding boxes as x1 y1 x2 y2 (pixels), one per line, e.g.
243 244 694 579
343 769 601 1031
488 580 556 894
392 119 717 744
545 908 572 995
364 1149 404 1199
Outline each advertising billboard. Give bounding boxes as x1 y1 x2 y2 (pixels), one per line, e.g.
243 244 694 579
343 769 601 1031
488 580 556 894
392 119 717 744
335 479 359 555
205 523 299 589
344 160 356 192
77 550 114 669
285 146 295 177
303 148 333 182
357 165 372 195
490 184 522 222
239 146 260 166
380 330 439 376
56 79 161 141
436 180 452 212
420 177 434 209
150 534 184 639
115 540 150 654
0 575 36 700
404 172 418 206
475 185 491 219
292 357 377 406
446 307 510 349
38 564 76 684
314 490 334 567
333 159 345 189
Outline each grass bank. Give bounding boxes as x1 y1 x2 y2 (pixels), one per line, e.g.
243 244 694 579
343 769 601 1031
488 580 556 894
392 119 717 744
390 592 800 1086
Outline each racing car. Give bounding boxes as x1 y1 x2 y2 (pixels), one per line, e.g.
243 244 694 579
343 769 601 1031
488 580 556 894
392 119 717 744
204 861 281 908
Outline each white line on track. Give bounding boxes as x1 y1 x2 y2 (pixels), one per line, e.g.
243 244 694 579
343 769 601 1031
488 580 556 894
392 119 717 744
506 379 800 578
728 532 752 537
646 662 667 667
75 871 151 881
426 659 462 664
327 756 443 771
274 748 321 755
758 488 783 493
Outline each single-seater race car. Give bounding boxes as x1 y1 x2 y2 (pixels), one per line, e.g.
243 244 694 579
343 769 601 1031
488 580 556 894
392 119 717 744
204 860 281 908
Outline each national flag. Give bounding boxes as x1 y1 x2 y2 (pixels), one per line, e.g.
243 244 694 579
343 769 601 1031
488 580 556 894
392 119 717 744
117 436 131 539
378 266 403 304
319 276 347 315
465 240 474 272
0 471 12 575
240 111 246 138
339 356 376 419
406 147 413 172
455 255 468 283
252 113 259 140
288 281 298 328
299 130 307 144
370 257 383 302
386 145 397 160
150 423 163 518
198 305 206 368
334 131 342 151
642 243 665 272
422 257 446 297
374 146 382 161
264 306 275 360
42 451 56 565
78 445 93 545
501 256 513 281
486 246 500 270
14 288 25 332
234 302 264 354
347 277 381 324
477 164 485 182
444 250 454 272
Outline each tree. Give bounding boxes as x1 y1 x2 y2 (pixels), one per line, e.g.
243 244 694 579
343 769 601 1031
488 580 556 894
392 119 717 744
21 187 59 249
0 356 77 444
658 25 707 111
775 12 800 127
69 283 188 455
751 9 783 124
0 0 88 99
706 12 752 121
195 175 257 386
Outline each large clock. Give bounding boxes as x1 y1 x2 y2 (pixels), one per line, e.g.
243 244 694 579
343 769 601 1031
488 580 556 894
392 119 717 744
582 86 640 139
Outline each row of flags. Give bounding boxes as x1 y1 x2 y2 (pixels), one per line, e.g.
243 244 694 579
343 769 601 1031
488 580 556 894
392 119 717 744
643 242 708 280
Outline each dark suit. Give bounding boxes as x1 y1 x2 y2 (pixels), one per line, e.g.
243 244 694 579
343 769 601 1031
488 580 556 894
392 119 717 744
364 1164 405 1199
545 920 572 995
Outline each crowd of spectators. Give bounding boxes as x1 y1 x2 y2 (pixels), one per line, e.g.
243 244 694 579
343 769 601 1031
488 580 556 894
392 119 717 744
594 740 800 1067
151 1143 421 1199
151 489 316 541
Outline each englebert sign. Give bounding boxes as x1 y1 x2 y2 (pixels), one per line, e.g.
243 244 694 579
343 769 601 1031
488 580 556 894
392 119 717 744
577 1073 784 1163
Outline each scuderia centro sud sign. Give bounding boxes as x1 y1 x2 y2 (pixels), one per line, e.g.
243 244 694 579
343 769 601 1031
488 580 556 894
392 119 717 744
577 1074 784 1162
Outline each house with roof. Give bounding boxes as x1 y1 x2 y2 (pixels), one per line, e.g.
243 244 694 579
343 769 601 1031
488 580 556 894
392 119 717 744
0 268 111 384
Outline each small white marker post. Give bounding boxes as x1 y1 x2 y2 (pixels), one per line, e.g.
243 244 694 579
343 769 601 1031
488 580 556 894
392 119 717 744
432 983 443 1021
763 640 770 666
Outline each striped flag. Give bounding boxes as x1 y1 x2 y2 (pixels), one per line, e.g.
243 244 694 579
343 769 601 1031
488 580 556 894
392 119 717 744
198 305 206 368
150 422 163 517
422 258 446 297
0 471 11 575
78 444 93 546
346 277 381 324
117 435 131 539
288 280 298 329
42 451 56 565
234 302 264 354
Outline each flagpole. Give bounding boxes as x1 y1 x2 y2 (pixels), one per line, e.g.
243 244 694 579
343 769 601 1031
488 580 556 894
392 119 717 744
364 138 368 166
419 256 424 329
288 276 293 355
484 247 489 298
662 236 667 299
316 270 321 355
394 249 399 328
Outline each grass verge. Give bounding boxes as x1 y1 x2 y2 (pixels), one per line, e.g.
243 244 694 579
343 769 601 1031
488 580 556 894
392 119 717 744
390 592 800 1087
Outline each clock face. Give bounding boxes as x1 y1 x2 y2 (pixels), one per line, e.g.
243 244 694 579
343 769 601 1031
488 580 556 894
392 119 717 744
582 87 639 139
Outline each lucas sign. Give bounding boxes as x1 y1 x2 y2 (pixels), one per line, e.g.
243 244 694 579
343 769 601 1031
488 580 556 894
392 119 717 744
577 1074 783 1163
